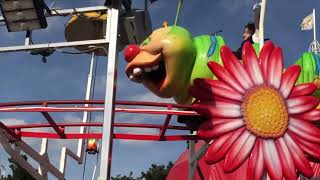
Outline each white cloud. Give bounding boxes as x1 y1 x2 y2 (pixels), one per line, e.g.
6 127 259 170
116 126 158 146
128 91 174 103
62 113 82 132
95 75 106 94
1 118 26 126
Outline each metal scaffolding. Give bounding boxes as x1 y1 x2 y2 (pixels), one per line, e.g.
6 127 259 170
0 1 206 180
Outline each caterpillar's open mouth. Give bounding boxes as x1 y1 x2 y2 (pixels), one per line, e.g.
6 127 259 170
126 53 167 91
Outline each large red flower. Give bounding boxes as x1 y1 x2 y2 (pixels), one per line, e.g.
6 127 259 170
190 42 320 180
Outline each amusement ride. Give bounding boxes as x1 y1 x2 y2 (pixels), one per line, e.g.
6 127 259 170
0 0 319 180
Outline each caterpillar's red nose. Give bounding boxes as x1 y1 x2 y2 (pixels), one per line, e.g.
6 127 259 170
124 44 140 62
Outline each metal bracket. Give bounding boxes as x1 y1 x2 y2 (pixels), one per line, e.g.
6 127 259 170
309 40 320 54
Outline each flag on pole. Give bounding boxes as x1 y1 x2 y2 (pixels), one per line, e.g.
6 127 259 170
300 13 314 31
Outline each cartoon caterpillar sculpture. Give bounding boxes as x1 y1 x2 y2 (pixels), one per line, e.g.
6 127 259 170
124 25 319 103
125 26 225 104
124 25 320 179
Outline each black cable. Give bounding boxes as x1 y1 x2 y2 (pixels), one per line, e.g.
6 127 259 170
81 152 87 180
51 9 69 17
55 46 108 55
72 8 104 19
81 54 98 180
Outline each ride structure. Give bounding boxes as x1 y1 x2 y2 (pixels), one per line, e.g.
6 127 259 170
0 0 319 180
0 1 187 179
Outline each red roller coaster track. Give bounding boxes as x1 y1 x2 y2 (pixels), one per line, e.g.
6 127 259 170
0 100 203 142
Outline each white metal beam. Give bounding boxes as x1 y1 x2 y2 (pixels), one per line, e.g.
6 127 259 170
77 52 97 164
0 3 120 180
0 6 109 22
259 0 267 50
38 138 49 179
0 129 63 179
0 135 44 180
14 139 64 179
99 0 120 179
59 147 81 176
188 132 209 180
0 39 108 53
48 6 109 17
188 140 196 180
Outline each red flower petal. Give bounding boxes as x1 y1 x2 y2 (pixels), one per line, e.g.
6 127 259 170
220 46 254 90
214 101 241 109
189 86 214 102
290 83 317 98
291 109 320 122
198 118 240 129
207 62 245 94
275 137 297 180
194 78 234 90
247 139 265 180
259 41 275 80
311 162 320 177
192 103 242 118
243 42 264 85
211 96 241 105
267 47 283 89
279 65 301 98
287 96 319 114
205 128 245 164
198 119 244 138
263 139 283 180
224 131 256 172
191 79 244 102
284 133 314 178
196 100 241 111
289 131 320 160
288 118 320 143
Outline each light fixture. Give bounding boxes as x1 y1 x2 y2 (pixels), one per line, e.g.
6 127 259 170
0 0 47 32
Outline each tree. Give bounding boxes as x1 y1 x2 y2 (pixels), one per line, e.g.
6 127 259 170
111 171 135 180
139 161 173 180
111 161 174 180
5 155 35 180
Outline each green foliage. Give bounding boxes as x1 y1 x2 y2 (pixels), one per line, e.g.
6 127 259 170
111 161 174 180
139 162 173 180
5 155 35 180
111 171 135 180
3 156 173 180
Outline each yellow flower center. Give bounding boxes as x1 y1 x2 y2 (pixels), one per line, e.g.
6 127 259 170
242 86 288 138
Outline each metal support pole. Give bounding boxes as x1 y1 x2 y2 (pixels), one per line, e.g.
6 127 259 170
313 9 317 41
259 0 267 50
190 142 210 163
77 52 97 163
25 30 32 46
98 0 120 179
38 138 49 179
188 139 196 180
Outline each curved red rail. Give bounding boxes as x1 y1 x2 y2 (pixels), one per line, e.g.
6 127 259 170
0 100 201 141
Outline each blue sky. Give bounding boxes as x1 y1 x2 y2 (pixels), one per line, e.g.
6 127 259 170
0 0 319 179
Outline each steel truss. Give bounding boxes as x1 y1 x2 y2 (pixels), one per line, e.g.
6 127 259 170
0 100 201 179
0 1 207 180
